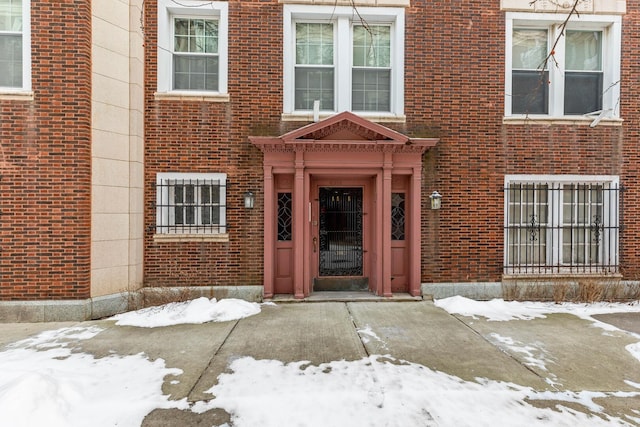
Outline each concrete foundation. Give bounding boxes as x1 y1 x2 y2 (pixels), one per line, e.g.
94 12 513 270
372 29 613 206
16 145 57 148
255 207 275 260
0 286 263 323
422 280 640 302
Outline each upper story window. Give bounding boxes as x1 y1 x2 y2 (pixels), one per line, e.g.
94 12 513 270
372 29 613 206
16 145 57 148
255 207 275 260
0 0 30 92
505 12 621 119
173 18 218 91
157 0 228 99
284 4 404 121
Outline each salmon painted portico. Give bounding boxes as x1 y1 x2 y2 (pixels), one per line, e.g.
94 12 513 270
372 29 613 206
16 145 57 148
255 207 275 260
251 112 438 299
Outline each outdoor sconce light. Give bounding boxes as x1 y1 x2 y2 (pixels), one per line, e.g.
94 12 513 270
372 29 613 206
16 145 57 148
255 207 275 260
244 191 255 209
429 191 442 210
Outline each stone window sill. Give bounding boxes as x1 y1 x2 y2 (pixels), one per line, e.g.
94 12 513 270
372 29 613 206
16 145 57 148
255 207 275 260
154 92 230 103
153 233 230 243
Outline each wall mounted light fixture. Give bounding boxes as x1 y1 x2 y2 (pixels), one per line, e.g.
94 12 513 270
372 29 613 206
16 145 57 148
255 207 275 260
244 191 255 209
429 191 442 210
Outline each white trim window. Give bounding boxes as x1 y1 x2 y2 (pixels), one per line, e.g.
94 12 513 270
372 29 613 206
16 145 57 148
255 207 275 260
505 12 621 118
283 4 404 119
156 173 227 234
157 0 228 95
0 0 30 91
504 175 620 275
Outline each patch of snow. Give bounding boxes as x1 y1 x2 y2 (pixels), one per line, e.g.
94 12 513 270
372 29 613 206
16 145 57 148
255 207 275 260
434 296 550 321
0 327 186 427
435 296 640 323
357 325 384 346
624 380 640 389
111 297 261 328
488 333 556 375
194 355 632 427
626 342 640 363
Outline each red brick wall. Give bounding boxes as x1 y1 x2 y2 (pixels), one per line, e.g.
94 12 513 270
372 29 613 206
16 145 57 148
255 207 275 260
415 1 640 283
0 1 92 300
144 1 282 287
144 0 640 288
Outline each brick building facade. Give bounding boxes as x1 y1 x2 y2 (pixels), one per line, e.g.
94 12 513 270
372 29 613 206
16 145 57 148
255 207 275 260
1 0 638 320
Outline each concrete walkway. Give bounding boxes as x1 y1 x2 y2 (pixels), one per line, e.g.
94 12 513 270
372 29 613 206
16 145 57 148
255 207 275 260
1 300 639 426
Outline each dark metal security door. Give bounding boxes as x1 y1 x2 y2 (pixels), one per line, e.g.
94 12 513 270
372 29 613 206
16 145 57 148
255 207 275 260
318 187 363 276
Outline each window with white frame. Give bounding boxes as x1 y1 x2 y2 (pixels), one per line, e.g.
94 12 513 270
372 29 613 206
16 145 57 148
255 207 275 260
157 0 228 96
505 12 621 118
284 4 404 119
156 173 227 234
504 175 620 275
0 0 30 91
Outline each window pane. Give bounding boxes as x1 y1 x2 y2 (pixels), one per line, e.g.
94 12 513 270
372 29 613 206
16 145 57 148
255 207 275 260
512 70 548 114
0 0 22 32
173 55 219 91
211 183 220 203
175 207 184 225
202 206 211 225
174 18 218 54
566 31 602 72
352 69 390 112
174 185 184 204
353 25 390 68
0 34 21 87
294 67 334 110
296 23 333 65
185 206 195 224
185 185 194 203
201 185 211 204
564 72 602 115
512 29 547 70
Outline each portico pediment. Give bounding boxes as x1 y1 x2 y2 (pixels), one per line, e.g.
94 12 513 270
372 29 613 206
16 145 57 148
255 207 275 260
250 111 438 153
282 111 408 143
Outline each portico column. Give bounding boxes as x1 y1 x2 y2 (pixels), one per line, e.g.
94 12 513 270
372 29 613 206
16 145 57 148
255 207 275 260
293 149 305 298
409 165 422 296
263 165 275 298
382 151 393 297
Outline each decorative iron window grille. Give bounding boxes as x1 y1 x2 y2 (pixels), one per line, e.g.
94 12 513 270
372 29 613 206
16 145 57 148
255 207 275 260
391 192 405 241
277 192 292 241
156 173 227 234
504 179 620 275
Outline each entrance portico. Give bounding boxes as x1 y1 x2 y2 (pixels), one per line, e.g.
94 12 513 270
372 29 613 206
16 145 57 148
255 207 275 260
251 112 437 298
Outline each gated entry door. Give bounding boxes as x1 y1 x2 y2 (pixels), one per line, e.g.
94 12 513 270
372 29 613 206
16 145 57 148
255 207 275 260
316 187 367 290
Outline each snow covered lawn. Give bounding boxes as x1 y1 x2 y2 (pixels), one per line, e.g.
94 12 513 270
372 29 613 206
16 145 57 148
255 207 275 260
0 297 639 427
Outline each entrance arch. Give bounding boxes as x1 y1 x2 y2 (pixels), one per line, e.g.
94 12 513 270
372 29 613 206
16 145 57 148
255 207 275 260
251 112 438 298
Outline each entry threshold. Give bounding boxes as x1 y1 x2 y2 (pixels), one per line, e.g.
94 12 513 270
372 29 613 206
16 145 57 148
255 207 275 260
268 292 423 303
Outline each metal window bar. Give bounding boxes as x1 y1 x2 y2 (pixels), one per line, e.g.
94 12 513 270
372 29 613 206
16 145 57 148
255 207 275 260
156 179 226 234
504 182 620 275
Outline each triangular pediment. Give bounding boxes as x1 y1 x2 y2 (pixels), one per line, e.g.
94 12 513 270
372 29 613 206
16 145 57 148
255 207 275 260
250 111 438 154
281 111 409 143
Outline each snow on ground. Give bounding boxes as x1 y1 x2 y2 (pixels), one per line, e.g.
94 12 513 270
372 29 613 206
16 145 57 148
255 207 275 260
111 297 262 327
194 355 635 427
0 327 187 427
436 296 640 369
487 333 555 372
357 325 386 348
1 298 640 427
435 296 640 324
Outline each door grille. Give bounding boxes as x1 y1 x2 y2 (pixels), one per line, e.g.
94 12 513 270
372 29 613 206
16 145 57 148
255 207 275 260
319 187 363 276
